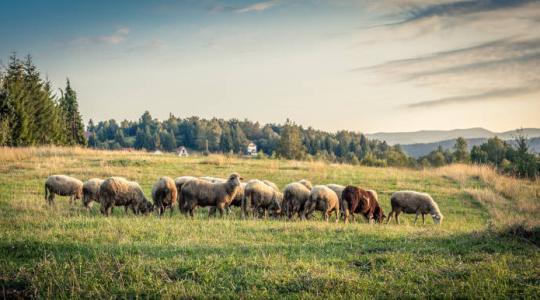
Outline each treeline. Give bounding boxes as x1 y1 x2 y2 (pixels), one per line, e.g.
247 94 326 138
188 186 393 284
418 136 539 178
0 54 86 146
2 55 538 178
87 112 412 166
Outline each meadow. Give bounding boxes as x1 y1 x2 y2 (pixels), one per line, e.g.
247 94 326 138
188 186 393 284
0 147 539 298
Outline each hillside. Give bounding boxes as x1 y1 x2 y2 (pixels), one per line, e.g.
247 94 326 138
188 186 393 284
367 128 540 145
401 137 540 158
0 147 539 298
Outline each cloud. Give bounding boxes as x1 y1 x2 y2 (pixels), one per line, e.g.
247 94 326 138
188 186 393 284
235 1 277 13
407 86 540 108
73 27 130 45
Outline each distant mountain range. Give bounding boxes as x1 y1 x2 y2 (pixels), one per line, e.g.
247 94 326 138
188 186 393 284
366 128 540 158
366 128 540 146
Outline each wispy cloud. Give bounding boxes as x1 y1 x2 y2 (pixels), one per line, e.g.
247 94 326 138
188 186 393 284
235 0 277 13
407 86 540 108
73 27 130 45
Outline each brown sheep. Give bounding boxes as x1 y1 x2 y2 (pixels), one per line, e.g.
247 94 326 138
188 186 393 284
283 180 312 220
99 177 153 216
181 173 243 218
387 191 443 225
342 186 385 223
152 177 178 216
44 175 83 205
82 178 104 209
302 185 340 222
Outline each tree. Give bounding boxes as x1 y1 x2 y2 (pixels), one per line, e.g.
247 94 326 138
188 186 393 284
59 79 86 146
453 137 469 163
471 145 488 164
278 119 305 160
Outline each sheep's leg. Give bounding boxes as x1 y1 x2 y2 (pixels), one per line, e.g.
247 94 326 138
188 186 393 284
386 211 393 224
323 211 329 222
48 192 55 206
160 206 165 216
217 204 225 218
169 206 174 217
414 211 420 225
335 207 339 223
395 211 401 224
422 214 425 225
252 206 258 220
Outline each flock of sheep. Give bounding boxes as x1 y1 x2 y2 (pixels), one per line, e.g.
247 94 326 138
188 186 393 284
44 173 444 224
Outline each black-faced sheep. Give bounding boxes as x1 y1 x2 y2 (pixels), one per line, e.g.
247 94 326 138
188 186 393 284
283 179 312 220
181 173 242 218
99 177 153 216
44 175 83 205
82 178 104 209
152 176 178 216
242 179 282 219
302 185 340 222
342 186 385 223
387 191 443 225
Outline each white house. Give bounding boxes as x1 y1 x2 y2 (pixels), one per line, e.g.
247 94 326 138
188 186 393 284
246 142 257 156
177 146 189 157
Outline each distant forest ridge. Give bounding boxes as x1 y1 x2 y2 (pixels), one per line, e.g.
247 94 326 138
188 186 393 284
401 137 540 158
366 128 540 145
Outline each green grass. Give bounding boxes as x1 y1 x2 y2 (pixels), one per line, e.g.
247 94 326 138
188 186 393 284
0 147 539 298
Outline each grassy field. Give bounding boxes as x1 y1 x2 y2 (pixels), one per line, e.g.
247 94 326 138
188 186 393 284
0 147 539 298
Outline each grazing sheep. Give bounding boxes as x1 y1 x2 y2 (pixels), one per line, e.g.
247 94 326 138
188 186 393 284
82 178 104 209
99 177 153 216
283 180 312 220
181 173 242 218
152 177 178 216
342 186 385 223
302 185 340 222
44 175 83 205
201 177 246 215
174 176 198 210
387 191 443 225
242 179 282 219
326 184 345 218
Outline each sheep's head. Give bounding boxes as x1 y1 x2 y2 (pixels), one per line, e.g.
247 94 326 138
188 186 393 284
299 179 313 190
227 173 243 187
432 213 443 224
139 199 154 215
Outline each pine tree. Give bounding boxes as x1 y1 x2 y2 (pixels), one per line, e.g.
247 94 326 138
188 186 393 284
59 79 86 146
279 119 305 160
452 137 469 163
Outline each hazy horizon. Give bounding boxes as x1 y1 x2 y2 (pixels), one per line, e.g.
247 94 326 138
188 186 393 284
1 0 539 133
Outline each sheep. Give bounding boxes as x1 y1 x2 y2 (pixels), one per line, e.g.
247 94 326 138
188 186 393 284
181 173 243 218
200 176 246 215
99 177 153 216
342 186 385 223
152 176 178 216
326 184 345 218
302 185 340 222
242 179 282 219
387 191 443 225
282 179 312 220
44 175 83 205
174 176 198 210
82 178 104 209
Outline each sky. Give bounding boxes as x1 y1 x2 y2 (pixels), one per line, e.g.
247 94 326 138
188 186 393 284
1 0 539 133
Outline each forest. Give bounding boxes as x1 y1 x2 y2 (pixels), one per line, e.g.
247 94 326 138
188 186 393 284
1 54 538 178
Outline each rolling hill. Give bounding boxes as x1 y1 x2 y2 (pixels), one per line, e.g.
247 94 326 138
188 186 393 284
367 128 540 146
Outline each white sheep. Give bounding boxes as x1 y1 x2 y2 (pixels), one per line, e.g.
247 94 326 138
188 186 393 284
387 191 443 225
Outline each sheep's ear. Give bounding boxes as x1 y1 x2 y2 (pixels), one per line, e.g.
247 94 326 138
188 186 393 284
239 177 244 180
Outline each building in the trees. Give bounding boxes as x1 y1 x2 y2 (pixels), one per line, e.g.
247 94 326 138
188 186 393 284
246 142 257 156
177 146 189 157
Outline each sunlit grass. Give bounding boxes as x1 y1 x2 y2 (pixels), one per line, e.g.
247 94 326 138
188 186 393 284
0 147 539 298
